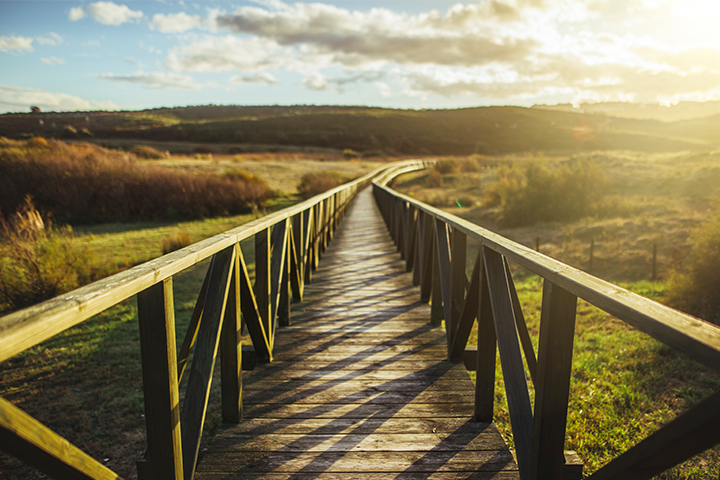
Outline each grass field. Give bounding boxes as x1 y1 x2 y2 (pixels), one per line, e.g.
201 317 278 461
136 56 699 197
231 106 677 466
394 151 720 477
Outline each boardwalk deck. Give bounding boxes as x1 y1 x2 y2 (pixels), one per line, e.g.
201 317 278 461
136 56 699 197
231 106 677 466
194 188 520 479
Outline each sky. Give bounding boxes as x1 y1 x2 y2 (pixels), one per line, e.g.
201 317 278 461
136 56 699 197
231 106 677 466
1 0 720 113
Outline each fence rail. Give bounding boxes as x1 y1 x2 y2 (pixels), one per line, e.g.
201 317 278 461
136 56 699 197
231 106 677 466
0 159 431 480
373 165 720 480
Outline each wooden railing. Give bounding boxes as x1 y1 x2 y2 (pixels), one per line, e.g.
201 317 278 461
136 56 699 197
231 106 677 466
373 165 720 480
0 159 431 480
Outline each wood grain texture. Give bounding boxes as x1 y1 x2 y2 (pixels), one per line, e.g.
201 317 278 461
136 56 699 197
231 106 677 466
194 187 517 480
137 278 183 480
0 397 122 480
221 257 243 424
483 248 533 479
181 246 235 480
529 281 577 480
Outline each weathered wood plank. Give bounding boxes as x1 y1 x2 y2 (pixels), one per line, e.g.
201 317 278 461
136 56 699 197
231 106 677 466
483 247 533 479
177 262 211 382
0 397 122 480
181 246 235 480
505 259 537 384
220 257 243 424
137 278 183 480
530 281 578 480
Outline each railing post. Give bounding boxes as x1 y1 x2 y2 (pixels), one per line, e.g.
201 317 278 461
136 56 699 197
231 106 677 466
220 250 242 423
412 209 424 286
530 281 578 480
475 247 496 423
406 205 417 272
255 227 272 343
420 212 434 303
137 278 183 480
431 220 443 326
450 229 467 344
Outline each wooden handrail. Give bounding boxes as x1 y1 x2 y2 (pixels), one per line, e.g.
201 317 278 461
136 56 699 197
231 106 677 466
0 159 430 480
372 165 720 480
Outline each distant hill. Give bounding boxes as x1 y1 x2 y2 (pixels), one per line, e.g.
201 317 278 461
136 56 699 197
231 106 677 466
1 105 717 155
532 101 720 122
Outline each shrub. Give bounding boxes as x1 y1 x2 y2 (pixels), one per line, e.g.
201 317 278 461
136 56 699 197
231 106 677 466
0 139 274 223
435 159 459 174
27 136 49 148
484 158 606 226
666 213 720 324
0 198 108 313
459 156 483 172
426 170 444 188
343 149 359 159
130 145 167 159
297 172 349 199
161 230 192 255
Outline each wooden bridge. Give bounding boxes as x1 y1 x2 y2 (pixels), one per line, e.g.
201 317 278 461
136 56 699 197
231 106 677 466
1 160 720 480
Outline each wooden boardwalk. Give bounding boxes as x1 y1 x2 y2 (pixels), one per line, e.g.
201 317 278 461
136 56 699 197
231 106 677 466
195 188 520 479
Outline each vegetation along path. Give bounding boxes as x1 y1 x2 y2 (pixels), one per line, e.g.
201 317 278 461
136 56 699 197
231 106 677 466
194 187 520 479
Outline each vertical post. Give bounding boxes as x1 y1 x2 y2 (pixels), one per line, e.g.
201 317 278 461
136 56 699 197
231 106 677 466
431 221 443 326
589 238 594 272
475 249 496 423
530 280 578 480
535 237 540 252
279 225 291 327
450 229 467 343
420 213 434 303
220 249 242 423
137 279 183 480
412 210 424 286
292 213 304 292
255 227 272 343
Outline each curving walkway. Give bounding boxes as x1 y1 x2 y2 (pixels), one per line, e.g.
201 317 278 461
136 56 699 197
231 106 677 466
194 188 519 479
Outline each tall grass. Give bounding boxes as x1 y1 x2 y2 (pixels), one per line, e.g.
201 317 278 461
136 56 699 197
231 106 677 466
0 198 108 313
666 212 720 324
484 158 606 226
297 172 351 199
0 137 273 223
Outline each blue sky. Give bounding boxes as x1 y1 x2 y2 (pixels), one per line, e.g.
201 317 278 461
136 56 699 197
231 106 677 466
1 0 720 113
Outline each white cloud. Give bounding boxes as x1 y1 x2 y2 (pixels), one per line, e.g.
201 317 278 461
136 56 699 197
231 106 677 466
70 2 143 26
229 72 278 85
0 36 34 53
0 85 119 112
151 12 205 33
36 33 63 46
96 71 211 90
165 35 291 73
41 57 65 65
69 6 86 21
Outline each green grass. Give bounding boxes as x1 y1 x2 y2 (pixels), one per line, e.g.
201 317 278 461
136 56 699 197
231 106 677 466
467 273 720 478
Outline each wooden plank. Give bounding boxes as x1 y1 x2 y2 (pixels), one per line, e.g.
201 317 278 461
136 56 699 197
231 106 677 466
196 473 519 480
238 249 272 362
0 397 122 480
196 450 517 473
435 219 453 332
242 402 475 419
529 281 578 480
587 388 720 480
177 262 211 382
137 278 183 480
475 251 497 422
220 255 243 424
431 221 443 325
505 259 537 385
449 250 482 362
483 247 533 479
181 246 235 480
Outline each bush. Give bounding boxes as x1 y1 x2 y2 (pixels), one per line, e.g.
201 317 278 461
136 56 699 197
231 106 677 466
0 199 108 313
435 159 459 174
0 138 274 223
666 214 720 324
130 145 166 159
297 172 349 199
426 170 444 188
484 158 606 226
161 230 192 255
343 149 359 159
